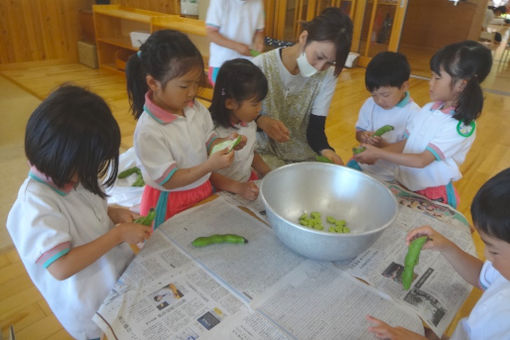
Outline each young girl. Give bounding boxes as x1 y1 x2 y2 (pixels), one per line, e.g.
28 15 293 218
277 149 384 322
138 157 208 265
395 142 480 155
206 0 265 85
6 85 151 340
355 40 492 208
125 29 245 228
209 58 271 200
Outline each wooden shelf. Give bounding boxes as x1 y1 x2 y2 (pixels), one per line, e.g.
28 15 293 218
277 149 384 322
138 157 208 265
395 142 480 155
93 5 213 100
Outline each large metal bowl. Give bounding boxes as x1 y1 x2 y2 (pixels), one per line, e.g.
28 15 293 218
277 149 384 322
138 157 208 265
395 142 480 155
260 162 398 261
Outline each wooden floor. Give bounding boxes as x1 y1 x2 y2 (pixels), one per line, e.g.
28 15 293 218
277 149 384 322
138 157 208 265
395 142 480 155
0 45 509 338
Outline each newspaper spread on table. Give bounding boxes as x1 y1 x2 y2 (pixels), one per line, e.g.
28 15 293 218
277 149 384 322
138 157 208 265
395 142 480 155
94 183 475 339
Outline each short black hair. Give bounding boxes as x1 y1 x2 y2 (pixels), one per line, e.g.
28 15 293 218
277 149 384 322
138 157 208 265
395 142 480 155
25 85 120 198
471 168 510 243
209 59 268 128
365 51 411 92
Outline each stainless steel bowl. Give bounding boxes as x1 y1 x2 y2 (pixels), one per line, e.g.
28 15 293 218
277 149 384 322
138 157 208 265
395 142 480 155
260 162 398 261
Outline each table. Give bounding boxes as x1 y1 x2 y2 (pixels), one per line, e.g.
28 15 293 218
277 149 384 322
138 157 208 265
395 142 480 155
94 183 475 339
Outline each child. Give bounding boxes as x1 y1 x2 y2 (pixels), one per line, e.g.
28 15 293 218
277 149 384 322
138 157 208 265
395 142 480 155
125 29 245 228
206 0 265 85
350 51 420 180
354 40 492 208
367 167 510 339
6 85 151 340
209 58 271 200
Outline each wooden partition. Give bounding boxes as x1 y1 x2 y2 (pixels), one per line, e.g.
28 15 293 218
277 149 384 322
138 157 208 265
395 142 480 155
0 0 93 64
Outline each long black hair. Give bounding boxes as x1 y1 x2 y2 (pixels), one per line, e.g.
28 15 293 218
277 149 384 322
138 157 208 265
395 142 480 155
430 40 492 124
472 168 510 243
301 7 353 76
25 85 120 198
126 29 204 119
209 59 268 128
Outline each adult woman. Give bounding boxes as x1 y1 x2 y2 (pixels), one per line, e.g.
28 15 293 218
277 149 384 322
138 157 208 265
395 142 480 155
252 7 353 168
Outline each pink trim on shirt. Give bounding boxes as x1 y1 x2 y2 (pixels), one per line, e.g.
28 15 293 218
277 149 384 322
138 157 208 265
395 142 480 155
144 91 180 124
430 101 455 114
29 166 74 195
35 241 72 265
156 163 177 185
426 143 446 160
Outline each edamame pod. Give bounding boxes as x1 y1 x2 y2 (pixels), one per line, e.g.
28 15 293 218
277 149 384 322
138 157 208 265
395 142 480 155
191 234 248 247
118 166 140 179
374 125 394 137
401 236 428 290
134 209 156 226
352 146 366 154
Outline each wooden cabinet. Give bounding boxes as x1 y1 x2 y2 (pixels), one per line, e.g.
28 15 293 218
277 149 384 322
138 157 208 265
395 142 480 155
93 4 212 100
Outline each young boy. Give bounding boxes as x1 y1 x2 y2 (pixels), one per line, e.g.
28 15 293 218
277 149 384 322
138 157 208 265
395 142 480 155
350 51 420 180
367 168 510 339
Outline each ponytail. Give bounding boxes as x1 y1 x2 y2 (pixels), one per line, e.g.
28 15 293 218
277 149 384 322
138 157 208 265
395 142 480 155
430 40 492 125
126 52 149 119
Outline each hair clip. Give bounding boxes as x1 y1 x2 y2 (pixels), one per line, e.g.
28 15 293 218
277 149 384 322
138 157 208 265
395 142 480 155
137 50 142 59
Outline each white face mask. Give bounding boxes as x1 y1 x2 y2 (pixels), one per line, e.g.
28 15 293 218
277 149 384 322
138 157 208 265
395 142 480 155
296 50 318 77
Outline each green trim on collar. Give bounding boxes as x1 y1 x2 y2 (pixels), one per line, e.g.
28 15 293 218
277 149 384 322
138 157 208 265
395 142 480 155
395 91 410 108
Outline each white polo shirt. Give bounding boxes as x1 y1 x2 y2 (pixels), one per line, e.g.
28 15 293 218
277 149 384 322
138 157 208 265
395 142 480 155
451 261 510 339
355 93 420 180
396 102 476 191
214 121 257 182
134 93 216 191
6 169 134 340
206 0 265 68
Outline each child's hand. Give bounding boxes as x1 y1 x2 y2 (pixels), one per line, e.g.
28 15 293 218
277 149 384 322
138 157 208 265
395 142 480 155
115 222 152 245
208 147 235 171
353 144 380 164
360 131 382 146
239 181 259 201
235 43 251 56
108 205 138 224
230 133 247 151
366 315 427 340
406 226 452 251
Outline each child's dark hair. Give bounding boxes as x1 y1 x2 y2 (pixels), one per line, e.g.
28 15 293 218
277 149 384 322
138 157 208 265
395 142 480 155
301 7 353 76
365 51 410 92
25 85 120 198
430 40 492 125
126 29 204 119
471 168 510 243
209 59 268 128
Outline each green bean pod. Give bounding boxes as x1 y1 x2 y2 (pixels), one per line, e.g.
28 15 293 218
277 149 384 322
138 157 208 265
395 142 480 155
374 124 394 137
192 234 248 247
118 166 140 179
401 236 428 290
352 146 366 155
134 209 156 226
315 155 333 163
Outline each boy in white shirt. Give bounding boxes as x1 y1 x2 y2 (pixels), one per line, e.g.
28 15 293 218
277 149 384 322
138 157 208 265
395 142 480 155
348 51 420 181
206 0 265 85
367 168 510 340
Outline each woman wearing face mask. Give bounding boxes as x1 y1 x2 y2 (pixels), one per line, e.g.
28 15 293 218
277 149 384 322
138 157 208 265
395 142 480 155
252 7 353 168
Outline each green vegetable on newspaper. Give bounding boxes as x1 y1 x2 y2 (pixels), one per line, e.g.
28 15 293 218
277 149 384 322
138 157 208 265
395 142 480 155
191 234 248 247
134 209 156 226
118 166 145 187
299 211 350 233
210 136 242 154
401 236 428 290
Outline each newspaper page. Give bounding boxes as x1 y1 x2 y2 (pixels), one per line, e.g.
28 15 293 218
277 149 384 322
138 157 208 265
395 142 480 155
335 184 476 336
216 180 268 223
157 197 307 302
93 231 249 339
250 260 425 339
